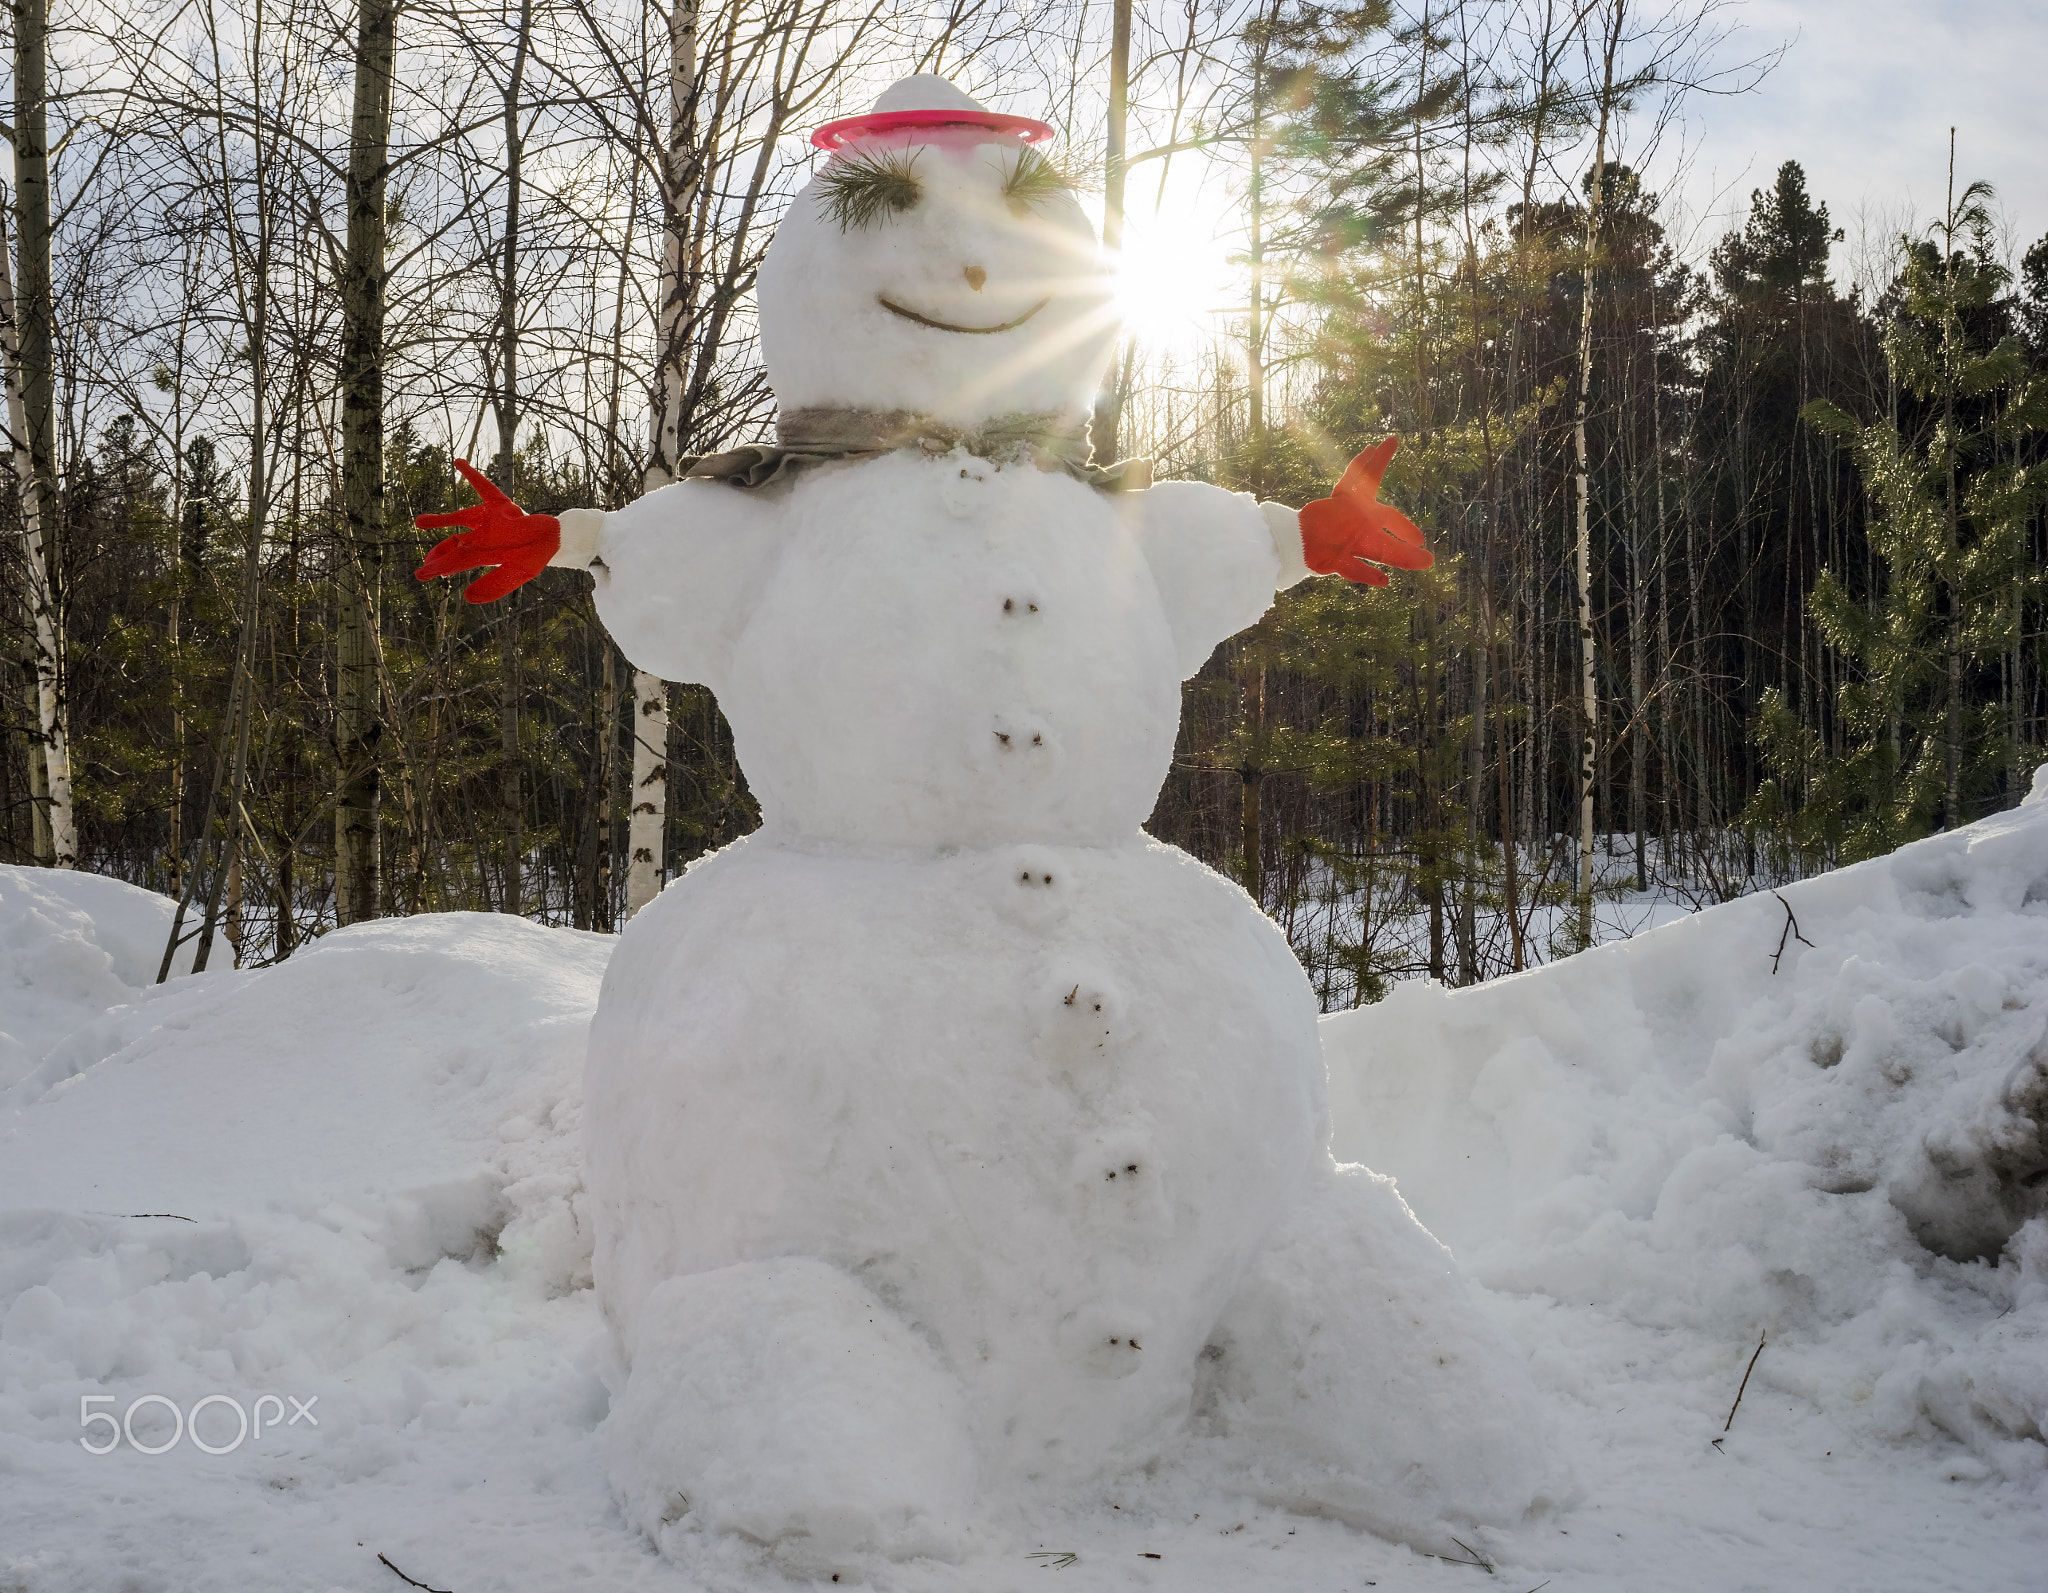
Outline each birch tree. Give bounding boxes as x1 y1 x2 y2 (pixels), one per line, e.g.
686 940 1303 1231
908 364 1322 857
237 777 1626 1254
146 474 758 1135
1569 0 1622 948
623 0 694 920
6 0 73 868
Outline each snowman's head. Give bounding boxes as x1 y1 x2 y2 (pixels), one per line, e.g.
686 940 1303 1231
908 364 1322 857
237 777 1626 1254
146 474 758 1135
759 77 1120 435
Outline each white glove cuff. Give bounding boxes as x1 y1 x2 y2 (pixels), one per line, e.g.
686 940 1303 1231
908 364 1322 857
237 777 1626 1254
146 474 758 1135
551 506 606 568
1260 500 1311 588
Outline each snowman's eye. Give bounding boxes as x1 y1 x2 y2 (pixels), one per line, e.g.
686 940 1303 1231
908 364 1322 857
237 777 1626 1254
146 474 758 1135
817 149 923 231
1000 146 1072 214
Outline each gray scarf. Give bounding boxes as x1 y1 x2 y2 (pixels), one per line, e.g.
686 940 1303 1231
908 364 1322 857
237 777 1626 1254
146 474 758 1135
674 407 1153 493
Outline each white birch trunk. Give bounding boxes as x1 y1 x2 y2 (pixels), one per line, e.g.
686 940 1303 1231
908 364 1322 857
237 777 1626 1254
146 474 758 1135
1572 260 1599 945
1571 4 1621 948
620 0 699 921
647 0 699 486
624 670 668 916
0 193 71 868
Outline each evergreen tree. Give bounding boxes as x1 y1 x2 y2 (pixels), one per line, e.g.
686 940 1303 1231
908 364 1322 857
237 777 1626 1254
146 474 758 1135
1754 182 2048 861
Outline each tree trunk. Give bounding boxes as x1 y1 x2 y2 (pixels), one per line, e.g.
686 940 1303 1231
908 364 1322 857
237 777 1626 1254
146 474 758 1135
1090 0 1131 465
1492 613 1522 972
647 0 701 483
1244 9 1270 482
500 596 522 914
336 0 395 925
16 641 48 863
625 670 668 914
1940 133 1962 831
2012 580 2025 807
494 0 532 915
223 840 244 967
1571 2 1621 947
622 0 702 920
1630 513 1647 891
0 215 69 869
1419 602 1444 982
596 641 618 927
1459 640 1481 985
194 34 273 974
1240 661 1265 904
5 0 74 869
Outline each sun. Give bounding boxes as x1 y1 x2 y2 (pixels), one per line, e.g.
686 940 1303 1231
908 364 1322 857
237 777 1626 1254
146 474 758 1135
1109 195 1236 358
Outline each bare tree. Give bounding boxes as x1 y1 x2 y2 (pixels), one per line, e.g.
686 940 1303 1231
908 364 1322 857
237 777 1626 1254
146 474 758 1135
337 0 396 925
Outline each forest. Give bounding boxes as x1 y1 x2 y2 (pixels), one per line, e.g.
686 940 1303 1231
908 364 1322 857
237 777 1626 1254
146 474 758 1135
2 0 2044 1006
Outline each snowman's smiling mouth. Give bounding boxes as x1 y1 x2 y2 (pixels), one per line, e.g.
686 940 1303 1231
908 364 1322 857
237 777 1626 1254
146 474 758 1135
877 293 1051 334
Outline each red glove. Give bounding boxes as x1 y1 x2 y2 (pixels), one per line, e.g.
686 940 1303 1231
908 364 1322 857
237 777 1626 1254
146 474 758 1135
1298 436 1433 587
414 459 561 603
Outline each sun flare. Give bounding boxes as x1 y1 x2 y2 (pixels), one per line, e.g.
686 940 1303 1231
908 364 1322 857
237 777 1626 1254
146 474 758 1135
1109 199 1236 357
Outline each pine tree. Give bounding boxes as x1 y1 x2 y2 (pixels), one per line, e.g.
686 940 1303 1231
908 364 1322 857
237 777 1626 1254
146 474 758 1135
1755 181 2048 862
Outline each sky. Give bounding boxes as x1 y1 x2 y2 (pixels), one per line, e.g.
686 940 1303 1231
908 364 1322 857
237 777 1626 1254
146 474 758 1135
1109 0 2048 357
1667 0 2048 275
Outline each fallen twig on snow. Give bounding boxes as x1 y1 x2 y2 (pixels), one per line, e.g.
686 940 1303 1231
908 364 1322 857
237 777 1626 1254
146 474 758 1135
1768 892 1813 974
1725 1330 1767 1431
377 1553 452 1593
1027 1550 1078 1569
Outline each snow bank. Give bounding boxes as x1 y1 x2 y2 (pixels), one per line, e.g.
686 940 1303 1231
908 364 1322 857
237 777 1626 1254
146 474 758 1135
2 909 605 1260
1326 798 2048 1478
0 904 616 1592
0 864 196 1094
3 831 2045 1590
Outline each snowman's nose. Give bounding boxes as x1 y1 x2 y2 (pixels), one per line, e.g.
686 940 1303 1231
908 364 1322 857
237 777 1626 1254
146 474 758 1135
964 265 987 291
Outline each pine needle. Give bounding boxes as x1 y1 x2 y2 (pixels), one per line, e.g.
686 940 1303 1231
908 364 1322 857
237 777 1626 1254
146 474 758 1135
817 149 922 231
1444 1536 1496 1573
1000 146 1073 213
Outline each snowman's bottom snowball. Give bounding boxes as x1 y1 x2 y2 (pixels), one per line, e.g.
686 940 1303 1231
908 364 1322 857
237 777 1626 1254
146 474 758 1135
606 1257 977 1570
588 835 1553 1560
1195 1161 1566 1552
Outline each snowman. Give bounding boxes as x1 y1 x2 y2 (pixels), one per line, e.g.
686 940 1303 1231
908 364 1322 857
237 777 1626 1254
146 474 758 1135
419 75 1554 1571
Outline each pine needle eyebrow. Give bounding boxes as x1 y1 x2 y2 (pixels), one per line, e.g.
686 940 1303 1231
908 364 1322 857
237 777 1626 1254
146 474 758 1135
999 146 1071 212
817 149 923 230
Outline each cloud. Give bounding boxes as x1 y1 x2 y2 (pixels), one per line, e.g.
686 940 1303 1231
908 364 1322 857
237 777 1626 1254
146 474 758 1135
1666 0 2047 271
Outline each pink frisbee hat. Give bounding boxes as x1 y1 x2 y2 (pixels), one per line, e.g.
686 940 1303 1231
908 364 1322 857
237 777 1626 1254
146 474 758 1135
811 74 1053 153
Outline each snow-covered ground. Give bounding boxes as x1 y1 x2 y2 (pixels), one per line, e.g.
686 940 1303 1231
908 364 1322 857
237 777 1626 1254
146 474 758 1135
2 802 2044 1592
1279 827 1829 1013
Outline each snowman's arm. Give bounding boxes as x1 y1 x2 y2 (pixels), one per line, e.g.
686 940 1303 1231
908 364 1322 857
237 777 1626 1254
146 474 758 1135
550 480 788 691
1122 481 1312 679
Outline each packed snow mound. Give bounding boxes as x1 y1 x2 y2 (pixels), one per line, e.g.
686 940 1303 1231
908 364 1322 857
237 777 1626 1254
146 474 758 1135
1327 798 2048 1478
0 864 196 1093
0 910 610 1283
1193 1163 1561 1548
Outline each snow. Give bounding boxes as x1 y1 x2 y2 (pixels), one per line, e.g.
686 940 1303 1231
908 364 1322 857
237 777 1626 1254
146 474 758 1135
757 79 1115 431
0 865 196 1097
2 805 2045 1588
1325 800 2048 1493
582 831 1549 1574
